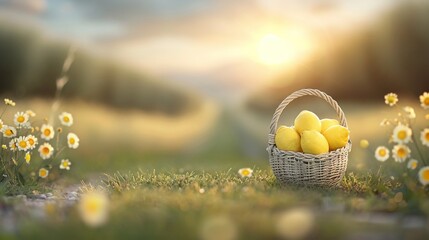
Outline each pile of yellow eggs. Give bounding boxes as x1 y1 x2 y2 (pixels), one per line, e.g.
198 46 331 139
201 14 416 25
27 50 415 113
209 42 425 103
275 110 350 155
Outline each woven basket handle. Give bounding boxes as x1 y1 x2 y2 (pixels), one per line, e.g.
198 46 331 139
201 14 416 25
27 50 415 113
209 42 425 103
268 89 348 145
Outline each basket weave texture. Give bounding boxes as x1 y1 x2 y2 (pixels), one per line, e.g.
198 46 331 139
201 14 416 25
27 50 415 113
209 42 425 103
267 89 352 187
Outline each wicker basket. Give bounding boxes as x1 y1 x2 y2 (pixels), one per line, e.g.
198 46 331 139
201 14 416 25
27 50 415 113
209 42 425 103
267 89 352 187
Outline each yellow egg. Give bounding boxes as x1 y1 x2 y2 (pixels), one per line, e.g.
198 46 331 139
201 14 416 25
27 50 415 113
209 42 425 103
294 110 321 134
275 126 302 152
301 130 329 155
320 118 339 133
323 125 350 151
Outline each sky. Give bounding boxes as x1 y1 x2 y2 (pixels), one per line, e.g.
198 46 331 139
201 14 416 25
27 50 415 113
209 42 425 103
0 0 401 91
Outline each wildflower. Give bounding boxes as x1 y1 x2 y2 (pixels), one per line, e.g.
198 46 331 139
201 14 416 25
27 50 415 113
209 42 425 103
59 112 73 127
60 159 71 170
418 167 429 185
420 92 429 109
16 136 30 151
0 119 4 132
78 191 109 227
199 188 205 194
9 139 17 151
403 106 416 119
67 133 80 149
38 142 54 159
238 168 253 177
39 168 49 178
2 126 16 138
421 128 429 147
384 93 398 106
26 110 36 117
13 112 29 127
392 144 411 163
40 124 55 141
359 139 369 149
375 146 389 162
276 208 315 240
1 144 7 150
407 159 418 170
26 135 38 150
4 98 15 106
25 152 31 164
392 123 412 144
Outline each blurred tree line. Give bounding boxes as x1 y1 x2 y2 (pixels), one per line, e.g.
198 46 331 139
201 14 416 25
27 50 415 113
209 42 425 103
0 22 200 115
247 1 429 112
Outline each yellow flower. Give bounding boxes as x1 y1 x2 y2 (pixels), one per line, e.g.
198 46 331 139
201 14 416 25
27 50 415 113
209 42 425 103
375 146 389 162
25 152 31 164
418 166 429 185
26 135 38 150
59 112 73 127
403 106 416 119
38 142 54 160
38 168 49 178
16 136 30 151
60 159 71 170
421 128 429 147
78 191 109 227
359 139 369 149
67 133 80 149
2 126 17 138
238 168 253 177
392 144 410 163
4 98 15 106
392 123 412 144
384 93 398 106
13 112 29 127
9 139 17 152
420 92 429 109
1 144 7 150
40 124 55 141
407 159 418 170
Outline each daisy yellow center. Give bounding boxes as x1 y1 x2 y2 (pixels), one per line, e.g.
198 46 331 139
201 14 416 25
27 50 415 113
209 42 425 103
63 116 70 122
242 169 250 176
40 169 47 177
17 116 25 123
412 162 417 169
397 130 407 140
379 149 386 157
86 199 101 214
397 148 406 157
423 170 429 181
69 138 75 144
0 123 2 129
19 141 27 148
425 132 429 141
387 95 396 103
44 129 51 136
42 147 50 155
62 161 69 167
28 138 35 146
424 97 429 106
5 129 13 136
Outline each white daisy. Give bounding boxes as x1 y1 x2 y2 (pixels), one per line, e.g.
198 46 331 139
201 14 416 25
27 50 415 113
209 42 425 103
38 142 54 160
2 126 17 138
418 166 429 185
39 168 49 178
407 159 418 170
59 112 73 127
26 135 38 150
13 112 29 127
9 138 17 152
238 168 253 178
392 144 411 163
16 136 30 151
67 133 80 149
421 128 429 147
420 92 429 109
384 93 398 106
375 146 389 162
403 106 416 119
4 98 15 106
60 159 71 170
40 124 55 141
392 123 412 144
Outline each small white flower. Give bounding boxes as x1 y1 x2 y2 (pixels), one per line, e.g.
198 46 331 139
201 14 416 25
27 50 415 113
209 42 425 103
16 136 30 151
407 159 418 170
67 133 80 149
26 110 36 117
0 119 5 132
418 166 429 185
420 92 429 109
403 106 416 119
26 135 38 150
9 138 17 152
39 168 49 178
392 123 412 144
38 142 54 160
4 98 15 106
60 159 72 170
392 144 411 163
2 126 17 138
421 128 429 147
40 124 55 141
375 146 389 162
59 112 73 127
238 168 253 177
13 112 29 127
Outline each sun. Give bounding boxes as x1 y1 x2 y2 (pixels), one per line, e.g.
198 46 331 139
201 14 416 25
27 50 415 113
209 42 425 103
257 31 313 66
